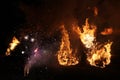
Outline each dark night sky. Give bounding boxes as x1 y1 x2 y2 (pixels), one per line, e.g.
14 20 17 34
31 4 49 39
0 0 120 80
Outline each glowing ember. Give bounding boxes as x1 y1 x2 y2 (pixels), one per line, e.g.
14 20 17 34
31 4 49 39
93 7 98 16
101 27 113 35
6 36 20 56
87 42 112 68
57 25 79 66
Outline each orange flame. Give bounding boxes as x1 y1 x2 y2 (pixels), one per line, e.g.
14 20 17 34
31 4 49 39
93 7 98 16
73 18 96 48
57 25 79 66
87 42 112 68
6 36 20 56
80 18 96 48
73 18 113 68
101 27 113 35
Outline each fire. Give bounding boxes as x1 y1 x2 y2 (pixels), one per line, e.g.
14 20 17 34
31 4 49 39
6 36 20 56
80 18 96 48
73 18 96 48
87 42 112 68
93 7 98 16
73 18 113 68
57 25 79 66
101 27 113 35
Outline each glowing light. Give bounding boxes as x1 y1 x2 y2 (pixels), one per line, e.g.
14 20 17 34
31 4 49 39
57 25 79 66
34 48 38 53
87 42 112 68
94 7 98 16
73 18 96 48
6 36 20 56
101 27 113 35
80 18 96 48
73 18 113 68
31 38 35 42
21 51 25 54
24 35 29 40
24 63 30 76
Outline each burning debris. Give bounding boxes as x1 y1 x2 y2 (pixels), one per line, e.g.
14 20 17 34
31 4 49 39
101 27 113 35
6 36 20 56
93 7 98 16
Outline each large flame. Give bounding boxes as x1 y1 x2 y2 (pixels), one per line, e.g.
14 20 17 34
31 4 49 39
57 25 79 66
80 18 96 48
73 18 113 68
73 18 96 48
6 36 20 56
87 42 112 68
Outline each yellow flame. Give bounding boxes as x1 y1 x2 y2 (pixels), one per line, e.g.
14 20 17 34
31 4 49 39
101 27 113 35
73 18 96 48
80 18 96 48
73 18 113 68
57 25 79 66
87 42 112 68
6 36 20 56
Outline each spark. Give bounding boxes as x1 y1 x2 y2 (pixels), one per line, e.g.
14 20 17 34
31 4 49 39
24 35 29 40
21 51 25 54
30 38 35 42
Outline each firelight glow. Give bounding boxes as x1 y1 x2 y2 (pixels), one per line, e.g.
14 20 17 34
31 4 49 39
6 36 20 56
57 25 79 66
73 18 113 68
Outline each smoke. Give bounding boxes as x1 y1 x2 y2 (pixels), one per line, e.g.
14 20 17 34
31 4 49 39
24 43 54 76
